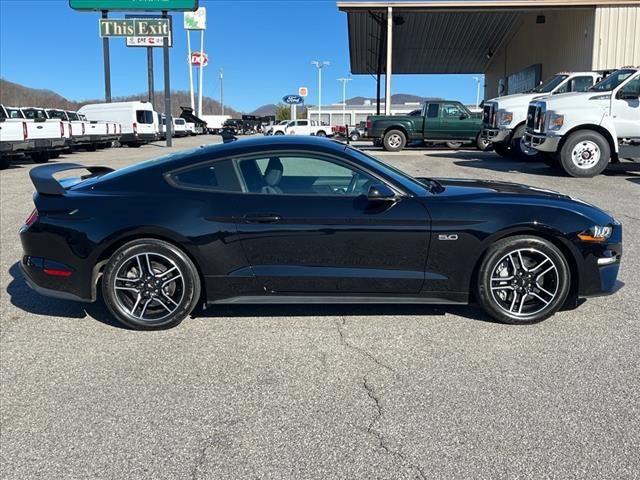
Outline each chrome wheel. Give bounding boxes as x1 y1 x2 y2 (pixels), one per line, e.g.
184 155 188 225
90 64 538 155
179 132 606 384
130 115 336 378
387 134 402 149
489 248 559 318
571 140 600 169
113 252 185 323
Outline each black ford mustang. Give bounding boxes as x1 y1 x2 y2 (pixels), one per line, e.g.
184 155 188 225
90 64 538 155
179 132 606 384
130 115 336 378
20 136 621 329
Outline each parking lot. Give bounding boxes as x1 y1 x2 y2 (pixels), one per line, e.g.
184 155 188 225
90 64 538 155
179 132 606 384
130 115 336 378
1 136 639 479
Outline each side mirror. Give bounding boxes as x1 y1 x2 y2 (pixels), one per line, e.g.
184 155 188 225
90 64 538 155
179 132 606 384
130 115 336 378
617 90 639 100
367 183 396 202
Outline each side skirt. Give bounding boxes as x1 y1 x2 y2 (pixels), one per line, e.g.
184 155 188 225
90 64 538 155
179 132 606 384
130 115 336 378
208 295 468 305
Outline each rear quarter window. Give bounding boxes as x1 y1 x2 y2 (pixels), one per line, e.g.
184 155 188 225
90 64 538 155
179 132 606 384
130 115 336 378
168 159 241 192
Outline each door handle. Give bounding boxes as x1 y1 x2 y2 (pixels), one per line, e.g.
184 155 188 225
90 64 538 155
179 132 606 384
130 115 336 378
244 213 282 223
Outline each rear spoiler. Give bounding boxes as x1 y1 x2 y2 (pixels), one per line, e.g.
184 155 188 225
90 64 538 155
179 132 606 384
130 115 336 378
29 163 114 196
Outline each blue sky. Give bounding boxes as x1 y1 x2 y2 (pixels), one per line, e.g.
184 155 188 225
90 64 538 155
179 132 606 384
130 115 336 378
0 0 484 112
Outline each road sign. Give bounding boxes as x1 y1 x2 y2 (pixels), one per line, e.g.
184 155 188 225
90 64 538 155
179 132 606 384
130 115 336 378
298 87 308 97
283 95 304 105
70 0 198 11
190 51 208 67
126 36 171 47
184 6 206 30
100 18 170 37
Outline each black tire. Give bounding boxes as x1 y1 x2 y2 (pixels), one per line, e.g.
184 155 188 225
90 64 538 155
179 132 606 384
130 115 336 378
383 129 406 152
128 143 142 148
274 131 284 136
541 152 560 168
511 124 540 160
0 156 10 170
316 130 327 137
85 144 97 152
476 236 570 324
31 152 50 164
102 239 201 330
373 138 383 147
559 130 610 178
349 132 360 142
494 143 514 158
445 141 463 150
50 152 61 159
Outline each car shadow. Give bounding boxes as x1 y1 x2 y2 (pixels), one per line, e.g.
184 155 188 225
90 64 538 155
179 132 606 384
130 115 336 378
6 262 127 329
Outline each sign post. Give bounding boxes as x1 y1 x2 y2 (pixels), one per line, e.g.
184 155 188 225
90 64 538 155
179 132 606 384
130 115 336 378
162 10 172 147
70 0 198 11
283 95 304 122
101 11 111 102
184 7 206 117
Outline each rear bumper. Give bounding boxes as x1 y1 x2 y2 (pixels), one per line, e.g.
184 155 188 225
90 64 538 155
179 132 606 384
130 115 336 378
120 133 156 144
523 131 561 152
32 138 67 151
0 140 33 154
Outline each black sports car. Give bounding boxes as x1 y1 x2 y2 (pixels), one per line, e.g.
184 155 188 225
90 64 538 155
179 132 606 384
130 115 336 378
20 136 622 330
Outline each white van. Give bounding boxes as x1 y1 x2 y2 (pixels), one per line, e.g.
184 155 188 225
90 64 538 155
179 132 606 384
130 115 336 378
173 118 189 137
78 101 156 147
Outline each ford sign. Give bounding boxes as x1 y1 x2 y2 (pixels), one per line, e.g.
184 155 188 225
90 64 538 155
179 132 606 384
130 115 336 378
283 95 304 105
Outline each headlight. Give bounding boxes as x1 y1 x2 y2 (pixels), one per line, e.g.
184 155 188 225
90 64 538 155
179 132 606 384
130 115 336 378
546 112 564 131
578 225 613 243
498 111 513 126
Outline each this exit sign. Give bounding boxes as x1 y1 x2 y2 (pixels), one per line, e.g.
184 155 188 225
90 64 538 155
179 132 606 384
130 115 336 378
70 0 198 11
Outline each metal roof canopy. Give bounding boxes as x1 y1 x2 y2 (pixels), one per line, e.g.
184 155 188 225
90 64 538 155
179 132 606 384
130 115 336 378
338 0 632 75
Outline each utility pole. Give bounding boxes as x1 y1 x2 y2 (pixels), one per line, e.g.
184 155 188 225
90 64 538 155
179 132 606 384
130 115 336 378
101 10 111 102
474 76 482 108
337 77 352 126
219 68 224 115
311 60 329 125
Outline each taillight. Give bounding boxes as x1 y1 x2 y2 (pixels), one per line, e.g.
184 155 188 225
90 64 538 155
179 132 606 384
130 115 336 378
25 208 38 227
82 123 85 135
69 123 73 136
106 123 110 134
43 268 72 277
133 122 137 135
22 122 28 140
60 121 64 137
119 124 122 134
366 120 372 130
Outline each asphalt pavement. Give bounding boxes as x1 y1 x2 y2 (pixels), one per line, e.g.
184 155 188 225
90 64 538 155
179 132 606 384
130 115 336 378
1 136 639 479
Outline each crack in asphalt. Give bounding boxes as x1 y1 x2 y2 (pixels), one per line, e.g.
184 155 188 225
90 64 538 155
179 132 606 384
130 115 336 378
336 318 427 480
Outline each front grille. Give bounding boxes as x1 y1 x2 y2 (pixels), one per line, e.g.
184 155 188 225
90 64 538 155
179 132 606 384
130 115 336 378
526 104 545 133
483 103 496 127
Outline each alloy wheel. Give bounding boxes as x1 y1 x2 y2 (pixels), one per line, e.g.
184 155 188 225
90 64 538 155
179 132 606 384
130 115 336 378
388 134 402 149
489 248 559 318
113 252 185 323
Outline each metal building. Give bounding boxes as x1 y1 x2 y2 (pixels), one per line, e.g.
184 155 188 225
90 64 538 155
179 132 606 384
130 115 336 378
338 0 640 105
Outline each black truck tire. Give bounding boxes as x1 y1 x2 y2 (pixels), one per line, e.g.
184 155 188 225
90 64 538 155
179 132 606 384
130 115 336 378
494 143 514 158
383 130 406 152
559 130 610 178
511 124 540 160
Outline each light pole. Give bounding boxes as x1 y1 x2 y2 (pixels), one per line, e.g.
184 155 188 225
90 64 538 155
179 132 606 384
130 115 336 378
337 77 352 126
311 60 329 125
219 68 224 115
474 76 482 108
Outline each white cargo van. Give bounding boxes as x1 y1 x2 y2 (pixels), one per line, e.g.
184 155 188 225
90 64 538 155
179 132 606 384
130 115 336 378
78 101 156 147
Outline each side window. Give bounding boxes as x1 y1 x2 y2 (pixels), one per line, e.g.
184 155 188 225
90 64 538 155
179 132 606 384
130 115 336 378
569 76 594 92
554 81 569 94
620 77 640 95
236 155 378 196
441 103 465 118
169 159 241 192
426 104 439 118
299 120 308 126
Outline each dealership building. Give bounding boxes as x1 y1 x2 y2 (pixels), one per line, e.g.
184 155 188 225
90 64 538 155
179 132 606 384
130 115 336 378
337 0 640 110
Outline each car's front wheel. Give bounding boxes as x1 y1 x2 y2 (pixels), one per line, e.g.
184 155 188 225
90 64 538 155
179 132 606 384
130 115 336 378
476 236 570 324
102 239 201 330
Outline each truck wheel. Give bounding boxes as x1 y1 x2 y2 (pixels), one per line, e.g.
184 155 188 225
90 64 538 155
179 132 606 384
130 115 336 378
560 130 610 178
31 152 50 164
383 130 406 152
494 143 513 158
511 124 539 160
274 131 284 136
349 132 360 142
316 130 327 137
0 156 10 170
445 141 463 150
476 134 492 151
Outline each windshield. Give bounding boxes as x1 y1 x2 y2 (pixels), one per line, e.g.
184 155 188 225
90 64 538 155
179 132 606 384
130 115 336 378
533 75 569 93
589 69 636 92
345 146 431 195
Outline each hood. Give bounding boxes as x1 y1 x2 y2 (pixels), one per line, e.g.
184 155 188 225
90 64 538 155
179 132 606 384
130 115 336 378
488 92 550 109
536 91 609 110
427 178 570 199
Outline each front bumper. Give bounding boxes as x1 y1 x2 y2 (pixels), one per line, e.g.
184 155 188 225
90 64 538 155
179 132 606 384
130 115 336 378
482 127 511 144
575 223 623 297
523 131 561 153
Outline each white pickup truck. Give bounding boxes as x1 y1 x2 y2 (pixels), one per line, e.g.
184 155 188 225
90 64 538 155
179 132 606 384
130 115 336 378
18 107 67 162
524 68 640 177
0 104 30 169
46 109 91 149
482 71 606 158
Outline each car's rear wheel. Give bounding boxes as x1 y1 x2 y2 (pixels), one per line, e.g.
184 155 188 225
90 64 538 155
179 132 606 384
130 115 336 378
383 129 406 152
476 236 570 324
102 239 201 330
350 131 360 141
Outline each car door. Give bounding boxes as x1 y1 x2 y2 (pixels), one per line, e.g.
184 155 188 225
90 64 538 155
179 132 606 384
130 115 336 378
422 103 442 139
611 75 640 138
232 152 431 295
439 102 476 140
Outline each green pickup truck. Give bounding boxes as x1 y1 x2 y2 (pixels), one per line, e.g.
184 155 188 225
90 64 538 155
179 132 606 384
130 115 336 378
366 100 490 152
